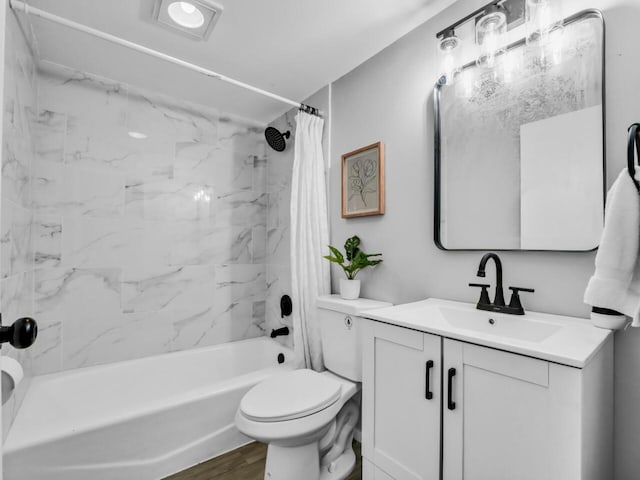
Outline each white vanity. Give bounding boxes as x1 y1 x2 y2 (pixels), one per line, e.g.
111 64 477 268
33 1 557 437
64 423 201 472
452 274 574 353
360 298 613 480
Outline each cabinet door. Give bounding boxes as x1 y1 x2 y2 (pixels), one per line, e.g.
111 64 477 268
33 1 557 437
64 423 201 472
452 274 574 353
362 321 441 480
442 339 578 480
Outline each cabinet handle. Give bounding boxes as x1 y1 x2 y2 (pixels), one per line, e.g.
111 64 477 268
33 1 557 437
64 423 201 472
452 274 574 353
425 360 434 400
447 368 457 411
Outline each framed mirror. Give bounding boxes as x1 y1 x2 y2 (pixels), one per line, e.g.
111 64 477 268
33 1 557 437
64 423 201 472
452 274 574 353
434 10 605 251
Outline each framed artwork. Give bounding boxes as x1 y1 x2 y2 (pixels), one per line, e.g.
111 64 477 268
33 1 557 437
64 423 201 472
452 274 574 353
341 142 385 218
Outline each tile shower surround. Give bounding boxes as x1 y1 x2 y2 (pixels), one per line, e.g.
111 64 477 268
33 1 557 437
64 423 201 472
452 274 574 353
28 64 278 375
2 9 38 438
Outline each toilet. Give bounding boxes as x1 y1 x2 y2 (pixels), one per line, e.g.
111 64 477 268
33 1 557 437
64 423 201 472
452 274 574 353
235 294 391 480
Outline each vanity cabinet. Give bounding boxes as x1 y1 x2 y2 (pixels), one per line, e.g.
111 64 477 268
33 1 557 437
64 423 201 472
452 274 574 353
361 320 613 480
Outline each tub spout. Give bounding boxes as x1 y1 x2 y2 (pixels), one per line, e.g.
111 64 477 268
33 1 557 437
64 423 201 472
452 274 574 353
270 327 290 338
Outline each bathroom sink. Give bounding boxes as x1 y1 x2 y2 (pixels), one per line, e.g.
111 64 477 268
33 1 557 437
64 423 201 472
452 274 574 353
438 306 562 343
361 298 612 368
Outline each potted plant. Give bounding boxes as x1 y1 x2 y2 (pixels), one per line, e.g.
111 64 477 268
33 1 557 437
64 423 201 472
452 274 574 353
324 235 383 300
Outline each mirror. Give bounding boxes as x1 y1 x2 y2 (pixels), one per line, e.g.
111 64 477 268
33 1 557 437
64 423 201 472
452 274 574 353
434 10 605 251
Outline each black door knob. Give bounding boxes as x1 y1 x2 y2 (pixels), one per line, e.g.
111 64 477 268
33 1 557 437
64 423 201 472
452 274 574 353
0 317 38 349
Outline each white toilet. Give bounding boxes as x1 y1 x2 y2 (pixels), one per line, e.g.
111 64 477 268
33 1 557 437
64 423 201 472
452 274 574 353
235 294 391 480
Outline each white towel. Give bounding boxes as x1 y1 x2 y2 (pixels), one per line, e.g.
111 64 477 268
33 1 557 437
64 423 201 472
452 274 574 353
584 168 640 326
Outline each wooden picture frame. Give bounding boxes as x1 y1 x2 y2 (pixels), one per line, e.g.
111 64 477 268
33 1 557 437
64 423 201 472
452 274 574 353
341 142 385 218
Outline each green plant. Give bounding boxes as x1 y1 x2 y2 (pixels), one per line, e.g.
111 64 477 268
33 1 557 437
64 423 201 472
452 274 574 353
324 235 383 280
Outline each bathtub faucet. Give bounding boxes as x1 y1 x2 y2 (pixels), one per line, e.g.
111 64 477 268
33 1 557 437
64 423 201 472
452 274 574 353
270 327 290 338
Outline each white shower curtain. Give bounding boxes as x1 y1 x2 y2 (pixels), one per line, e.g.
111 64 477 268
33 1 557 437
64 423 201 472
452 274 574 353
290 111 330 371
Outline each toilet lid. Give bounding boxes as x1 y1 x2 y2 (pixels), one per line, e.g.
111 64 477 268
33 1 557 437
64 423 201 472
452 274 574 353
240 370 342 422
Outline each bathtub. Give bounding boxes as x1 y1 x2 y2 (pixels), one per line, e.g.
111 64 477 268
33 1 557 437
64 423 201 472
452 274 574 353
4 337 294 480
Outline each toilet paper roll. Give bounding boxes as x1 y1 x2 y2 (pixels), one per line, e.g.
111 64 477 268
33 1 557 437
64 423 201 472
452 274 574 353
590 312 630 331
1 356 24 390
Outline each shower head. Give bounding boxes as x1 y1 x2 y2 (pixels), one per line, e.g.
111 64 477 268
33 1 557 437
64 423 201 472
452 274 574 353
265 127 290 152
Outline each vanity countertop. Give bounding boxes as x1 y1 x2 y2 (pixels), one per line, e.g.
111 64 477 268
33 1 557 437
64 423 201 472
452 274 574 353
361 298 612 368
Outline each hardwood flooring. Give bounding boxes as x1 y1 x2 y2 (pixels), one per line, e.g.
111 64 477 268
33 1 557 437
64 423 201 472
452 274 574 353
164 440 362 480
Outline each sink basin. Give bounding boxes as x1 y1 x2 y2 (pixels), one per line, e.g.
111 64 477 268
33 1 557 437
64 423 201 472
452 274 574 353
438 306 562 343
361 298 612 368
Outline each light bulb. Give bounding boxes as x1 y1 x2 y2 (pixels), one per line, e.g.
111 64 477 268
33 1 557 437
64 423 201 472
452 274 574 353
180 2 196 14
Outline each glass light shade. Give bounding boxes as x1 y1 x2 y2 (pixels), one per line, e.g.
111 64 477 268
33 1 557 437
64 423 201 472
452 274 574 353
167 2 205 29
438 32 463 84
476 7 507 68
525 0 564 45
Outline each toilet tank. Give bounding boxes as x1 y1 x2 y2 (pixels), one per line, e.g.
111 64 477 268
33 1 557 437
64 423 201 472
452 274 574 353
317 295 392 381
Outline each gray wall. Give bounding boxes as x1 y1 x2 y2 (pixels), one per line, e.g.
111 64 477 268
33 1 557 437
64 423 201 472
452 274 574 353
328 0 640 478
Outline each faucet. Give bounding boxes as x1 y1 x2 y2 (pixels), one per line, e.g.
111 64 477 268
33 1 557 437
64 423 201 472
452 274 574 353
477 253 505 307
469 253 535 315
270 326 290 338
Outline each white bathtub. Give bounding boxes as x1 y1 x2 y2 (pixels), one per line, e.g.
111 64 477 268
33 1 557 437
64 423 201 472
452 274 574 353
4 337 294 480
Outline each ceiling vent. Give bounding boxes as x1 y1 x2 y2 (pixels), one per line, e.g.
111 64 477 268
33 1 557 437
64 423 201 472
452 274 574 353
154 0 224 41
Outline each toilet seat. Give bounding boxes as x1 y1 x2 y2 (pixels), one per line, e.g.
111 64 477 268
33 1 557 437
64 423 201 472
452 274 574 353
240 370 342 422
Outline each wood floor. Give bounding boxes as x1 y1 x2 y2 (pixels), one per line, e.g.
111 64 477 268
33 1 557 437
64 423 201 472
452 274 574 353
164 440 362 480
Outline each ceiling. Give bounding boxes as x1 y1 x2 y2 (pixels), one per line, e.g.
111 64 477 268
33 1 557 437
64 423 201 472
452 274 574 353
18 0 456 124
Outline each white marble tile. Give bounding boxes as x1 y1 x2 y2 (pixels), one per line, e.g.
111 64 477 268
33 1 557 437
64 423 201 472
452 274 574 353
214 264 266 305
1 272 35 329
1 200 33 278
34 214 62 268
121 265 216 314
126 87 219 143
61 216 127 268
251 224 267 264
33 267 122 370
30 320 62 375
35 110 66 164
253 155 268 193
173 141 254 193
168 224 252 266
32 160 63 215
168 301 263 351
120 219 173 270
216 190 267 227
2 132 32 207
125 177 215 223
62 166 125 218
103 310 174 363
218 117 263 156
38 66 129 128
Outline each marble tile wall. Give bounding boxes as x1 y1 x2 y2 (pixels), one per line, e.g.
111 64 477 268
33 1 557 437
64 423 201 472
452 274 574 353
30 63 269 374
1 11 37 439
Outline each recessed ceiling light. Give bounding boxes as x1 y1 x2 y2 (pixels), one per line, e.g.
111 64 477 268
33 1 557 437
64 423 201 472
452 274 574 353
167 2 205 29
154 0 224 41
128 131 148 139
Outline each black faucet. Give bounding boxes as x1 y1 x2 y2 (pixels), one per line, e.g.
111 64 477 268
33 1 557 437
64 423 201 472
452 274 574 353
469 253 535 315
270 326 290 338
477 252 505 307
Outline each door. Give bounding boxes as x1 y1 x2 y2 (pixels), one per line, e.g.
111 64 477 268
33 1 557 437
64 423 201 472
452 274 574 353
362 321 441 480
443 339 559 480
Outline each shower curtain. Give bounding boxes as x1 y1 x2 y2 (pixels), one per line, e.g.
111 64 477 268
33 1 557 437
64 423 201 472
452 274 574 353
290 111 330 371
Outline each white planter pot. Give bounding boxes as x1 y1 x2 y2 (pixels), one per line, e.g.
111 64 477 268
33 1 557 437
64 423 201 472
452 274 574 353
340 279 361 300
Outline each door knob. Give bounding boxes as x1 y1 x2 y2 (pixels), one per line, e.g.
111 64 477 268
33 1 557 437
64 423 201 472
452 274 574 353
0 317 37 349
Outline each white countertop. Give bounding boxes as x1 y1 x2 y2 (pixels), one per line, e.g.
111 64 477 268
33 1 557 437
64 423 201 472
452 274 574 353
361 298 612 368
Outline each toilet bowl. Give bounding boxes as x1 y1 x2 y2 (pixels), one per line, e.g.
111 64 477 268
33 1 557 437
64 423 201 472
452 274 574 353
235 370 359 480
235 295 391 480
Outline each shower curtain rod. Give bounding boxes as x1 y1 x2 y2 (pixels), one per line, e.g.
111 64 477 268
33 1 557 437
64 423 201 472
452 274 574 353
9 0 319 113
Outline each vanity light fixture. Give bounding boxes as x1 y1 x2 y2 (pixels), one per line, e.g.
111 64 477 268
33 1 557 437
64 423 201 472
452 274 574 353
475 4 507 68
525 0 564 46
154 0 224 40
437 30 463 84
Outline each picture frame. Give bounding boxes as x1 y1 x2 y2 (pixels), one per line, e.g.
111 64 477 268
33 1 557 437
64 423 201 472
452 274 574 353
341 142 385 218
